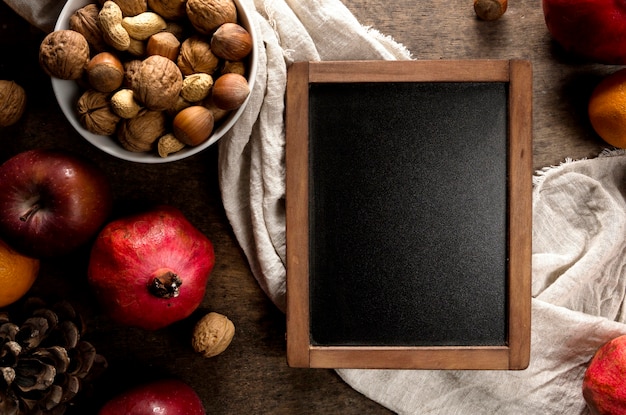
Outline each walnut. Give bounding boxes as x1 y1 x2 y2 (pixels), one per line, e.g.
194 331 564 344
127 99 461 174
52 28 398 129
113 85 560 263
39 30 90 80
186 0 237 34
117 108 167 152
191 312 235 358
148 0 187 20
123 59 143 89
69 4 109 53
177 35 219 76
110 0 148 16
133 55 183 110
0 80 27 127
76 89 120 135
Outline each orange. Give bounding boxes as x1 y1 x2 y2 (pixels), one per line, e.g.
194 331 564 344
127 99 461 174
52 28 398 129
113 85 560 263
0 238 39 308
589 68 626 148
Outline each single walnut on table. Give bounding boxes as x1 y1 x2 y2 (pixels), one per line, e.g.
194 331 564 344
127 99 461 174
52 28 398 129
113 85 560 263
192 312 235 358
0 80 27 127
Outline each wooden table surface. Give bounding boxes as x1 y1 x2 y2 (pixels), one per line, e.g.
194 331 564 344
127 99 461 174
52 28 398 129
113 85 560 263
0 0 613 413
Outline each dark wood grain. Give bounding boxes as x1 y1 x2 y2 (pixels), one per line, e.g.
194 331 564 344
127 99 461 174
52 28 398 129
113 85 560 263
0 0 609 413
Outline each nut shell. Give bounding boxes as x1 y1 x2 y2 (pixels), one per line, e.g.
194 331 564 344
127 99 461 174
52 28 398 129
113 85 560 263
110 0 148 16
110 89 141 118
117 108 167 151
173 105 215 146
146 31 181 61
0 80 27 127
177 35 219 76
77 89 121 135
211 73 250 110
191 312 235 358
133 55 183 110
39 30 90 80
186 0 237 35
211 23 252 61
86 52 125 92
148 0 187 20
69 4 108 53
181 73 213 102
157 133 186 157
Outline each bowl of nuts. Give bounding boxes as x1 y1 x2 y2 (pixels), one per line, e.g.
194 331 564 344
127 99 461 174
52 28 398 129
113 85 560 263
45 0 257 163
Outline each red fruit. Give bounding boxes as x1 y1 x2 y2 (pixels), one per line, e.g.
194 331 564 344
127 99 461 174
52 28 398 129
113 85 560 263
0 149 112 258
583 335 626 415
542 0 626 64
98 379 205 415
87 205 215 330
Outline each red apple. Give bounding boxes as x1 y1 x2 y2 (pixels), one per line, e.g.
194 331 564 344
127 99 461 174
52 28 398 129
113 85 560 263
542 0 626 64
583 335 626 414
0 149 112 258
87 205 215 330
98 379 205 415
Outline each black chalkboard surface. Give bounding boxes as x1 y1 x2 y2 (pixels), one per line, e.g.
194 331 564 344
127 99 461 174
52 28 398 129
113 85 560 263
285 60 532 370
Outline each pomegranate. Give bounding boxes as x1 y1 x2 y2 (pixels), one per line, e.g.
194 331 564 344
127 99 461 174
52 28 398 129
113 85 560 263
583 335 626 415
98 378 205 415
542 0 626 64
87 205 215 330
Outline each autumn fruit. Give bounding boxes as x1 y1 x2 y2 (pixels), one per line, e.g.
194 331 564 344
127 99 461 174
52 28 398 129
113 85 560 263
588 68 626 148
0 149 113 258
87 205 215 330
0 238 39 308
542 0 626 64
583 335 626 414
98 378 205 415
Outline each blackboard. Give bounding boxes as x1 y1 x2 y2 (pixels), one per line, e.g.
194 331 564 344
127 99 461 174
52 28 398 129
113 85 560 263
285 60 532 370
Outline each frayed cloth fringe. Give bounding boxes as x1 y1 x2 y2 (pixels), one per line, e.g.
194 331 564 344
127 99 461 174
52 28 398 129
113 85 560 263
532 148 626 187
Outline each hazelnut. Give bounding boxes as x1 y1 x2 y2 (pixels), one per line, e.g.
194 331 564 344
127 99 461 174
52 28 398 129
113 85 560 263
133 55 183 110
177 35 219 76
148 0 187 20
211 23 252 61
173 105 215 146
39 30 90 80
186 0 237 35
211 73 249 110
69 4 108 53
117 108 167 152
77 89 121 135
0 80 27 127
86 52 125 92
146 31 180 61
191 312 235 358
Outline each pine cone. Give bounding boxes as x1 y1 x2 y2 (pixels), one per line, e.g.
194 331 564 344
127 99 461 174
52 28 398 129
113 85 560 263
0 298 107 415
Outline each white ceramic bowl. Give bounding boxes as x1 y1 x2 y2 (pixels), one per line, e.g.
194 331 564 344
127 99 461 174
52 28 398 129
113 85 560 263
52 0 257 163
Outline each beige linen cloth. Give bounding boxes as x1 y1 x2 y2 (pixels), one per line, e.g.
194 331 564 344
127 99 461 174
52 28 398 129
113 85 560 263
8 0 626 413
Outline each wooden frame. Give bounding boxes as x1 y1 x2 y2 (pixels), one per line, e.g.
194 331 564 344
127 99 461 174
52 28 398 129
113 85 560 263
285 60 532 370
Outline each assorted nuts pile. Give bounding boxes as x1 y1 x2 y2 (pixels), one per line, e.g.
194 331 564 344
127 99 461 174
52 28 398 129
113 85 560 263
38 0 253 158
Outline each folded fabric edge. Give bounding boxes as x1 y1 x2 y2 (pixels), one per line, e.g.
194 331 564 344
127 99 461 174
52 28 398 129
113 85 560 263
533 147 626 187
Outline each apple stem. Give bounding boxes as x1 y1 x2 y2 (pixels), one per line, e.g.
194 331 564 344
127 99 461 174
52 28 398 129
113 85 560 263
19 203 41 222
148 271 183 299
